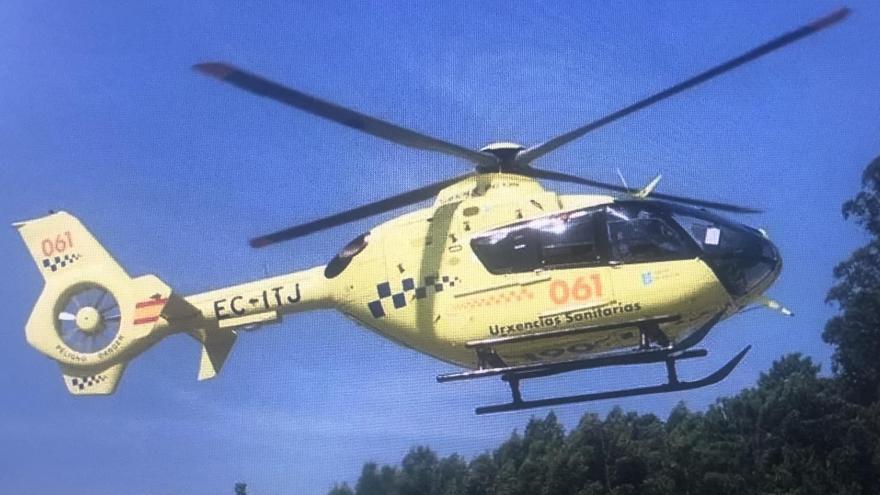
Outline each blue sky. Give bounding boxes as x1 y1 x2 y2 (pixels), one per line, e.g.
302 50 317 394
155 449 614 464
1 1 878 494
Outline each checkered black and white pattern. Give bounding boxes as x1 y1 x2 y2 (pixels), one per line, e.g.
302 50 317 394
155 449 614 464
42 253 81 272
367 275 459 318
69 374 107 391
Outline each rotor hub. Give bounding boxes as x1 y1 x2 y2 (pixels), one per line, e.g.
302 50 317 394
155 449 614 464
75 306 104 334
479 142 525 172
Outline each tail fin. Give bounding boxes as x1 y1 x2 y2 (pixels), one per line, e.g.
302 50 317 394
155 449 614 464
15 211 183 395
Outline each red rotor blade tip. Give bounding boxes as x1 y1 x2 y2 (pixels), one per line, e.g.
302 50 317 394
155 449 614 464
249 237 272 248
193 62 234 79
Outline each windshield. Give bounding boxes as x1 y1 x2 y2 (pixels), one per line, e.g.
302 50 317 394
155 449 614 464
664 203 779 297
470 201 780 299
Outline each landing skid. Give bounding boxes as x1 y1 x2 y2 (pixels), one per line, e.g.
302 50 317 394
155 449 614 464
474 346 749 415
437 309 748 414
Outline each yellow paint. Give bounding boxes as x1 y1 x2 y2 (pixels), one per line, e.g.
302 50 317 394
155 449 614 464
14 173 776 394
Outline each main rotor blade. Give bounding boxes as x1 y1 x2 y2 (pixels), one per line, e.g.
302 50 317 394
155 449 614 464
194 63 498 170
250 174 473 247
523 168 761 214
516 7 850 167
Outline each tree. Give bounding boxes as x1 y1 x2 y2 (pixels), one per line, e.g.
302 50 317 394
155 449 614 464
825 155 880 403
398 446 439 495
333 375 880 495
328 482 355 495
466 453 497 495
550 412 605 493
516 412 564 495
433 454 468 495
234 482 247 495
356 462 397 495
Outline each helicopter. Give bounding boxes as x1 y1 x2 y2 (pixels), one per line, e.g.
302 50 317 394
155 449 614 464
15 8 846 414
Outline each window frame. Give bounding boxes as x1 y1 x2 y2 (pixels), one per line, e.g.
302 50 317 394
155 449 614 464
604 201 702 265
470 206 611 275
469 201 708 275
469 222 540 275
538 207 609 270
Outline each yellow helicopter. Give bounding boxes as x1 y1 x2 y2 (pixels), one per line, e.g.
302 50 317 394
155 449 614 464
15 8 845 414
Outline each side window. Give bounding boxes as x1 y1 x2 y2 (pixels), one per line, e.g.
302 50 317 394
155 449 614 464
538 209 603 268
471 225 541 274
471 208 605 274
606 204 692 264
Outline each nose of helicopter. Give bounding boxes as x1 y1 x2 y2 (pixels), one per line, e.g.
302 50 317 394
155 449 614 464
704 227 782 302
748 233 782 295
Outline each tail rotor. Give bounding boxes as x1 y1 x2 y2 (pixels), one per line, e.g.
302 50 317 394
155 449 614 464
55 285 121 354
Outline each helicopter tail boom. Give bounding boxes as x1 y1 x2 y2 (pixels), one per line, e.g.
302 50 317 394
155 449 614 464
15 211 336 394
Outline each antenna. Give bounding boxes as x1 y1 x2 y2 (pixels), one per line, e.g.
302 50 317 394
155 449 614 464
616 168 630 193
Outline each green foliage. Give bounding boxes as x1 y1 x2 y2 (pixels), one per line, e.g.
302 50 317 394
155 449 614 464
330 156 880 495
332 356 880 495
328 482 354 495
355 463 397 495
825 156 880 403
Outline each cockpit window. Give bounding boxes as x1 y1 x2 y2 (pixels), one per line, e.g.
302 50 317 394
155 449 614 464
471 202 726 274
471 200 780 298
671 209 743 252
606 204 694 264
669 206 779 297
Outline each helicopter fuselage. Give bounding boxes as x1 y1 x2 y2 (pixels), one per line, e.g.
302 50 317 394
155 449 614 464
172 173 781 370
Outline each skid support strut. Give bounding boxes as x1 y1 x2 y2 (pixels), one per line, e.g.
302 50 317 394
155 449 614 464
475 346 750 415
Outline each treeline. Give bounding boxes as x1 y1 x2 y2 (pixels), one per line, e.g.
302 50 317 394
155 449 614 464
329 356 879 495
328 157 880 495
